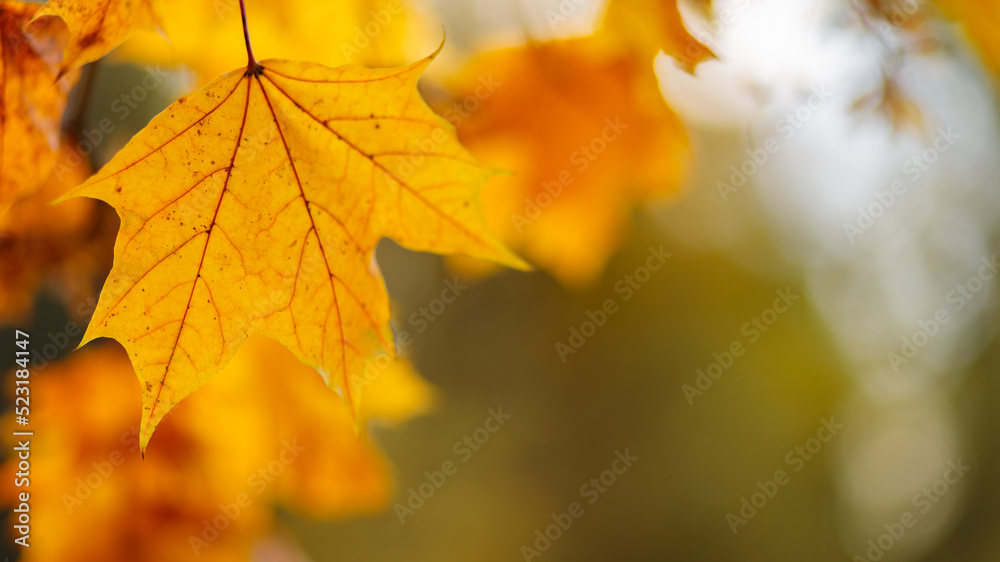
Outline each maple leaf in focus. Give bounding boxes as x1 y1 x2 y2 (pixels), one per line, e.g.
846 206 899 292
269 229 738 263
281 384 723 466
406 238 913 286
0 142 112 322
0 1 77 218
3 337 432 562
447 34 688 286
59 43 524 450
121 0 427 86
603 0 715 72
31 0 165 76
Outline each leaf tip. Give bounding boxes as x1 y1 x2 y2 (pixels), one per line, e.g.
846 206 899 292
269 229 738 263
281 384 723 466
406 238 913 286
434 26 446 58
500 251 533 272
138 422 154 456
474 241 532 272
417 29 446 67
49 190 76 207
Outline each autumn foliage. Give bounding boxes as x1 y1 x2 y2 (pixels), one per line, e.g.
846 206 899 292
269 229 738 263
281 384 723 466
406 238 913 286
2 0 999 559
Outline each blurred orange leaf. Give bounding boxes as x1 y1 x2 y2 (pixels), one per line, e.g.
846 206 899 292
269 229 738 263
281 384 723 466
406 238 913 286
0 1 77 218
603 0 716 72
31 0 165 76
4 335 432 561
449 35 689 286
0 142 111 322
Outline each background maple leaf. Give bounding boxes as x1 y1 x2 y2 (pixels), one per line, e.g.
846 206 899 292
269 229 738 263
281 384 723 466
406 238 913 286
0 1 78 218
0 143 113 323
603 0 716 72
31 0 165 76
2 336 434 562
445 34 689 287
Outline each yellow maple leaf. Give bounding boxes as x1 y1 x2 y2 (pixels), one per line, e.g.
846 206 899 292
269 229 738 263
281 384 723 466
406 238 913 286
31 0 165 76
603 0 716 72
448 34 688 286
59 14 524 450
0 1 78 218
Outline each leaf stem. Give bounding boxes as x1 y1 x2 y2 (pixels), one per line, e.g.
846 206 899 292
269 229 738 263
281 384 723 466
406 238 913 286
239 0 258 71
